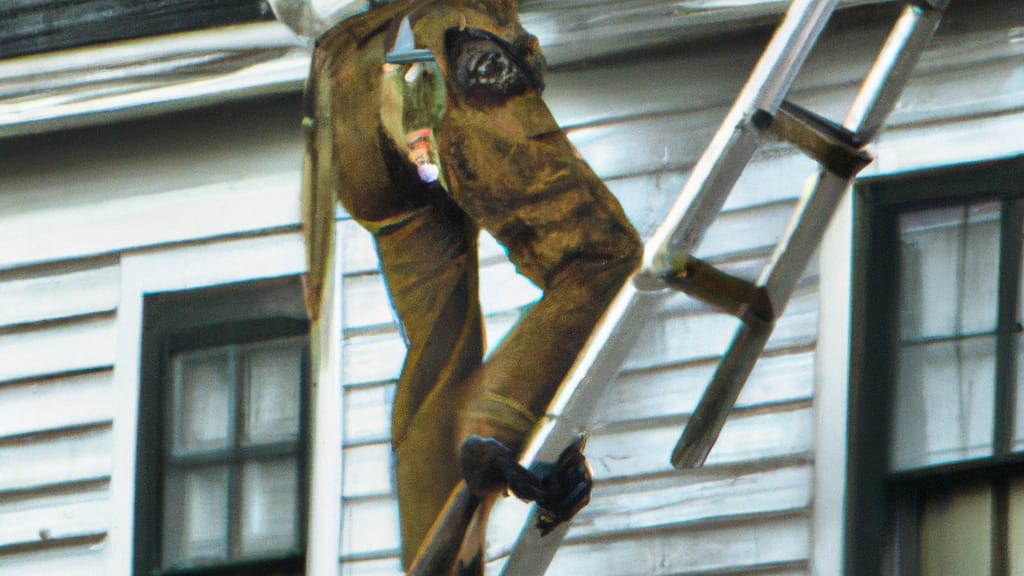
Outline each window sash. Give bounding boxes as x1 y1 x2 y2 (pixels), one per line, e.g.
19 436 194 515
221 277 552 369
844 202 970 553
162 335 307 570
889 197 1024 474
848 157 1024 576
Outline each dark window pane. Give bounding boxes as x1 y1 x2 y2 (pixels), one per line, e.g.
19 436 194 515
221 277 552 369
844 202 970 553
163 465 230 568
1010 478 1024 576
899 202 1000 341
175 350 232 454
240 458 300 555
242 339 302 446
920 481 992 576
891 337 996 470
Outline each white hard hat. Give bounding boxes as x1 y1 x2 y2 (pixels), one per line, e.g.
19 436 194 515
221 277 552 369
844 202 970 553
266 0 375 39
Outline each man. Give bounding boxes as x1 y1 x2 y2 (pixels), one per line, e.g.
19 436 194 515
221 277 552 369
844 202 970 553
301 1 642 573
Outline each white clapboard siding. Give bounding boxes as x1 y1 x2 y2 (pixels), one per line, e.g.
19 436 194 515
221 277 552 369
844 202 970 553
598 350 814 426
343 443 393 498
585 406 813 481
604 149 819 240
543 41 757 130
343 332 407 386
0 172 299 272
331 15 822 574
0 541 108 576
0 315 117 384
0 257 120 570
0 483 110 551
570 465 812 539
342 556 405 576
566 109 722 182
622 287 817 373
551 520 810 576
344 383 394 446
0 263 119 328
486 464 811 553
0 370 114 440
341 495 402 558
0 426 112 493
544 514 810 576
342 306 528 385
345 259 539 332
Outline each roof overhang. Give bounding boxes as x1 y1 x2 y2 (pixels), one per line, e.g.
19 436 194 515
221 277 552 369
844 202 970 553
0 0 892 138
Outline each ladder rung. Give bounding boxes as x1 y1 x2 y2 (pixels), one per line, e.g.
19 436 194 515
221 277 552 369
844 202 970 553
672 320 774 468
485 0 948 572
771 100 872 178
662 255 774 325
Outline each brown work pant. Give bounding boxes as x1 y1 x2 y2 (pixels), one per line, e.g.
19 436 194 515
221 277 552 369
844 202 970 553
308 0 642 568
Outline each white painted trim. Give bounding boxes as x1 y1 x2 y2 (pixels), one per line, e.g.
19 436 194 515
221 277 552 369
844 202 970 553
0 264 120 328
106 232 306 575
306 230 344 576
812 188 852 576
0 172 300 272
810 111 1024 575
0 0 888 139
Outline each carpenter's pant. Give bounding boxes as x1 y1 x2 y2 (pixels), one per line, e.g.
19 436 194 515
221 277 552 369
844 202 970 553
306 0 642 569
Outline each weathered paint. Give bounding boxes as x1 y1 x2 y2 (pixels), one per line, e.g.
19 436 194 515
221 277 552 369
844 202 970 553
0 1 1021 574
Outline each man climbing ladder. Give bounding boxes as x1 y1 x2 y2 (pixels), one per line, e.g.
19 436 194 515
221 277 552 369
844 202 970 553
300 1 642 573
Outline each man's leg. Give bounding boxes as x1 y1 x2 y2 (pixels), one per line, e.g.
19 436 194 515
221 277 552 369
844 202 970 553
438 89 642 497
374 201 486 571
313 14 490 567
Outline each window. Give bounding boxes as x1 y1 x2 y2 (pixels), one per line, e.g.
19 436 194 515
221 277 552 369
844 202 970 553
134 276 309 576
847 156 1024 576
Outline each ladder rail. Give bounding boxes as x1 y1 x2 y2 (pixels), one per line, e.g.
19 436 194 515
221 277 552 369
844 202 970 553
497 1 845 572
673 170 851 467
845 0 950 139
637 0 842 289
672 0 950 469
404 0 950 573
498 287 658 575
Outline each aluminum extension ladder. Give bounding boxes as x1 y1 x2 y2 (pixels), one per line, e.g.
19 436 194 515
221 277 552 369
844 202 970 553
408 1 951 574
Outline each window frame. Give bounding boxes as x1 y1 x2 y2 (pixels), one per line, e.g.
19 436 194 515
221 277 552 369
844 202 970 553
133 276 310 576
846 155 1024 576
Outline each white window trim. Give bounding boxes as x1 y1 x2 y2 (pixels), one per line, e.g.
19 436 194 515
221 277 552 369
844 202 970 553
106 231 344 576
812 110 1024 575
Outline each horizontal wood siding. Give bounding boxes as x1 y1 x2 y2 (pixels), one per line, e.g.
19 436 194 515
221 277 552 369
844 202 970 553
332 20 824 571
335 3 1024 573
0 95 304 572
0 2 1019 574
0 247 118 576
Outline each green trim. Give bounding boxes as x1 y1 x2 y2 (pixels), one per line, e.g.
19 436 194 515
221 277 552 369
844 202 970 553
846 156 1024 576
155 553 304 576
859 154 1024 207
846 184 900 576
134 276 310 576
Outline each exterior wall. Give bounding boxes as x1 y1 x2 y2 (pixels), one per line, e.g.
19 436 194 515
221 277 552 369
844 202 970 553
0 96 308 574
0 2 1021 575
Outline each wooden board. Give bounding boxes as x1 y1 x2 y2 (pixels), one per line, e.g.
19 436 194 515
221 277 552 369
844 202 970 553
0 370 114 440
0 482 110 551
0 173 300 272
0 427 112 494
0 316 117 384
0 264 119 328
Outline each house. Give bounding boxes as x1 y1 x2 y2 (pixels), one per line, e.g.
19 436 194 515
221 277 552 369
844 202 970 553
1 0 1022 574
